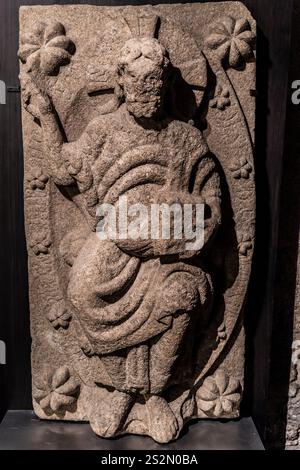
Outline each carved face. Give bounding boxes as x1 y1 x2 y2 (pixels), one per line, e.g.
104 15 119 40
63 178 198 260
121 61 166 118
117 38 169 119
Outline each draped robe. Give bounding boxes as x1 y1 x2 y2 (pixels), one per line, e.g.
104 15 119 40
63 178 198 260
62 104 221 393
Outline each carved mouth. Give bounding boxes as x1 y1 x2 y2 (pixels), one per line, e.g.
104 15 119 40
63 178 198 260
127 101 160 118
127 97 161 105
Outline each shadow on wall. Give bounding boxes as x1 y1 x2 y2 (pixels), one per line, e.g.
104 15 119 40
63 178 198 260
242 0 297 450
243 0 300 450
266 0 300 450
242 22 271 431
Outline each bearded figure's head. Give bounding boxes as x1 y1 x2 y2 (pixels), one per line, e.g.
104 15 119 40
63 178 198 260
116 37 170 119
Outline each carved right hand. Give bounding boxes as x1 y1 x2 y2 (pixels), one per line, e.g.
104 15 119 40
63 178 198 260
19 73 53 120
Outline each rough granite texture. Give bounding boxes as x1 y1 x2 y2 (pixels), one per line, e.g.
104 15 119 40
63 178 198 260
285 247 300 449
19 2 256 443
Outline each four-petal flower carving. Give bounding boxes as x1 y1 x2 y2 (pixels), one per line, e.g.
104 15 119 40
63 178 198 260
196 370 241 417
30 231 51 255
47 300 72 330
230 156 252 179
18 21 74 75
210 84 231 110
27 168 49 190
205 16 256 69
33 366 79 413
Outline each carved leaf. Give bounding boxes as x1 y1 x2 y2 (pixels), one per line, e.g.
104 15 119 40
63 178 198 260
235 38 252 58
215 370 228 394
56 377 79 396
203 376 219 394
51 366 70 389
44 21 66 43
33 388 49 401
40 48 71 74
221 398 234 413
50 393 75 412
39 395 51 410
18 44 39 62
205 33 228 50
225 377 240 395
222 16 235 34
197 387 217 401
197 399 215 412
47 36 71 50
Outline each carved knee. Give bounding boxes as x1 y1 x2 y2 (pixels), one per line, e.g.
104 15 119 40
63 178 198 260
159 271 200 317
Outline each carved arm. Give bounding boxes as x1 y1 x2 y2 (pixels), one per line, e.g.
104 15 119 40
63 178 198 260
20 73 74 185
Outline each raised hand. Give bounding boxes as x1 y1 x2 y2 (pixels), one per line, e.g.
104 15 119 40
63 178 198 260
19 72 53 120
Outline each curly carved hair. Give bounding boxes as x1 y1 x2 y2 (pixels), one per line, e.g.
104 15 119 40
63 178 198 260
117 37 170 70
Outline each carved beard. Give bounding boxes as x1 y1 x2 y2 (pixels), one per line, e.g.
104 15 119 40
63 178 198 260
126 95 162 119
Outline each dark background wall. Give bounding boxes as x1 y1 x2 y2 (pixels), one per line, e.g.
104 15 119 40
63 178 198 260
265 0 300 449
0 0 296 449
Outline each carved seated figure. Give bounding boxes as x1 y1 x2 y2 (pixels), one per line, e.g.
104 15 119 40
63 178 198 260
22 36 221 443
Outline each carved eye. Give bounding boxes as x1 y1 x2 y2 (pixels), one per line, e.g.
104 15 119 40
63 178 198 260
117 65 125 76
129 71 137 79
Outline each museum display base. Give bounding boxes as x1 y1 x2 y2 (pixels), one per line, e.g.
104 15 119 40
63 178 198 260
0 411 264 450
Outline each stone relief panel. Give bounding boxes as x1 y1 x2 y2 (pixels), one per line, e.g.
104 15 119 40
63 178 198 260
286 246 300 449
19 3 256 443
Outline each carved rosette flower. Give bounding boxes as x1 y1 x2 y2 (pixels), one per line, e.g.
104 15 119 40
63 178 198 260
238 235 253 257
196 370 241 417
27 168 49 190
18 21 74 75
205 16 255 69
47 300 72 330
210 84 230 110
30 232 51 255
33 366 79 413
230 156 252 179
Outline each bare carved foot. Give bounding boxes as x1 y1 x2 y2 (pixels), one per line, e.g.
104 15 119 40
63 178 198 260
90 389 133 438
146 395 179 443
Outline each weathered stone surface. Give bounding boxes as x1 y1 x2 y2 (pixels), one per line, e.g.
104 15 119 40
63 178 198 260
19 3 256 443
286 250 300 449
